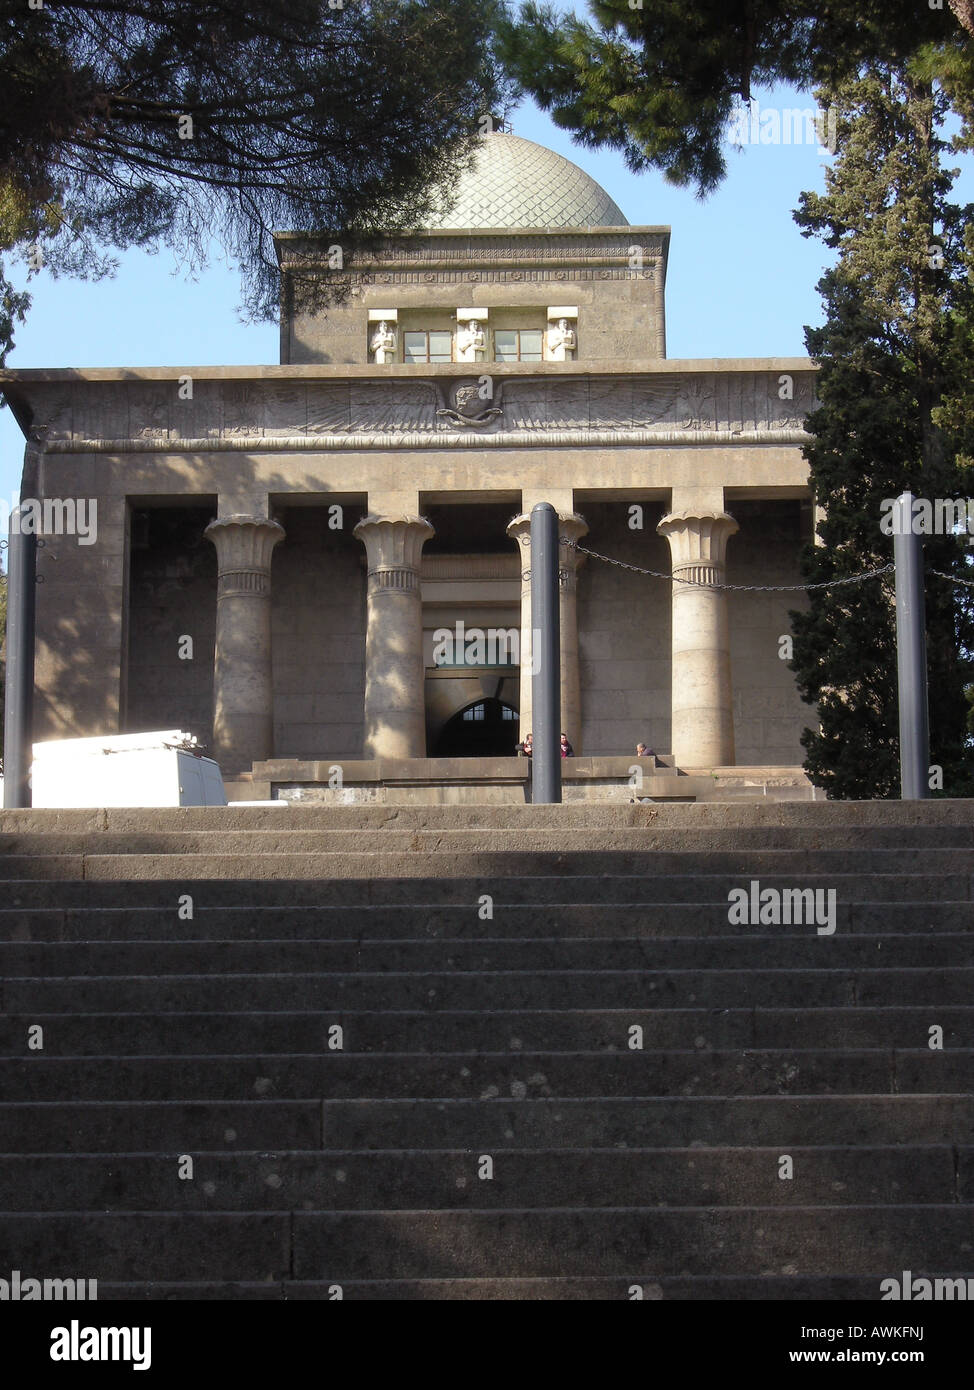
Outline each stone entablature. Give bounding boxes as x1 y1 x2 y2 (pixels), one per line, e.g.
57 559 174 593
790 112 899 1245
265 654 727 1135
2 361 817 449
276 229 668 271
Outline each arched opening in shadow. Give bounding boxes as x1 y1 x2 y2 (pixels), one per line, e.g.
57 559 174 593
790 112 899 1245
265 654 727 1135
433 698 520 758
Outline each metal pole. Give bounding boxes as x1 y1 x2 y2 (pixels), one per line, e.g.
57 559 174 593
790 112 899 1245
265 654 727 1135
530 502 561 804
893 491 930 800
2 509 37 809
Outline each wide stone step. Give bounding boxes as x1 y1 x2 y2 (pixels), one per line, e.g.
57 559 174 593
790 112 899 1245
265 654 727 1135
2 933 971 975
320 1095 974 1148
83 1274 916 1300
5 901 970 940
7 966 973 1012
0 1100 322 1152
3 849 974 887
0 1146 960 1211
1 1206 970 1279
3 1095 970 1153
283 1207 974 1279
3 1049 968 1102
2 875 970 910
3 800 974 831
3 831 974 868
2 1008 968 1053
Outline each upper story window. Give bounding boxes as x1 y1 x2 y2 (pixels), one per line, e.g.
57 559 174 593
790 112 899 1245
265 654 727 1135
494 329 543 363
375 317 571 365
403 329 453 364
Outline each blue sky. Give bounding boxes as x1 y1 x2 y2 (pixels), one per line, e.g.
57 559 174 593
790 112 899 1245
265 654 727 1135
0 80 969 508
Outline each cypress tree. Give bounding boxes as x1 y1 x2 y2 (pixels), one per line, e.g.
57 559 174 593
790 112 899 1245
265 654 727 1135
789 67 974 798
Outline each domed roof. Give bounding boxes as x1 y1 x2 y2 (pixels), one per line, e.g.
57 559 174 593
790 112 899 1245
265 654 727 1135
428 132 628 230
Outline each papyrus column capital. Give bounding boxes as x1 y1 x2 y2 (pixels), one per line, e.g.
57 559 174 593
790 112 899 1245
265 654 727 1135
353 514 435 595
205 515 285 597
656 510 739 582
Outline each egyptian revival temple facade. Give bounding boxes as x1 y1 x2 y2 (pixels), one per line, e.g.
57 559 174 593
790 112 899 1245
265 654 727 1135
1 131 820 802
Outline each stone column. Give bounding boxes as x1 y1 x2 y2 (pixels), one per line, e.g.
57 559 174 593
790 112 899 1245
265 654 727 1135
353 514 434 759
656 509 739 767
558 513 588 753
507 510 588 750
507 514 534 745
204 514 285 774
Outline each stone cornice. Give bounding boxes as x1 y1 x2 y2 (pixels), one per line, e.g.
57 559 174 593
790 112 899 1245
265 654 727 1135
274 226 670 256
0 357 816 383
277 232 667 276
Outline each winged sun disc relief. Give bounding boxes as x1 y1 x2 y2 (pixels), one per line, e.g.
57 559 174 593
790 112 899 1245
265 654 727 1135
435 378 504 429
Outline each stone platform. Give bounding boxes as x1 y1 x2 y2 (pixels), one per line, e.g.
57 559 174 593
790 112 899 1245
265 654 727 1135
228 755 815 805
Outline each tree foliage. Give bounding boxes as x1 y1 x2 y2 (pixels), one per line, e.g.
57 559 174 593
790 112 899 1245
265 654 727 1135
496 1 971 192
0 0 513 362
788 69 974 798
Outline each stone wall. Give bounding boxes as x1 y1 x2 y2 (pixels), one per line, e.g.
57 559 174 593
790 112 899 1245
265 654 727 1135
271 506 367 759
30 474 128 743
727 499 811 765
577 501 672 756
125 506 216 743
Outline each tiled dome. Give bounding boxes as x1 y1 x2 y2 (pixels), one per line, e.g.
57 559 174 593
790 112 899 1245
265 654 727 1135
428 132 628 230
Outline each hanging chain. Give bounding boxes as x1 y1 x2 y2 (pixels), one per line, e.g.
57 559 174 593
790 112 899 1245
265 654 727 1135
561 538 896 592
929 566 974 590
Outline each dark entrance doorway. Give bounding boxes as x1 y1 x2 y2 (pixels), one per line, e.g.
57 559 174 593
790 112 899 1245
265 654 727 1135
434 699 520 757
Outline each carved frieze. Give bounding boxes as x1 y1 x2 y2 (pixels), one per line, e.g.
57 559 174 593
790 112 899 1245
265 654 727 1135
348 381 440 434
222 382 264 437
678 377 717 431
23 369 818 449
127 384 172 440
33 389 74 439
345 268 652 286
306 384 351 434
264 383 306 436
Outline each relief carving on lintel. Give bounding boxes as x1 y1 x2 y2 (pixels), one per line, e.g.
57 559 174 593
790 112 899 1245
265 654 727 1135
28 370 817 445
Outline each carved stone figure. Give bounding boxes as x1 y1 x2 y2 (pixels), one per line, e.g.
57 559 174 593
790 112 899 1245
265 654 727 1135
369 321 397 364
456 319 486 361
547 317 576 360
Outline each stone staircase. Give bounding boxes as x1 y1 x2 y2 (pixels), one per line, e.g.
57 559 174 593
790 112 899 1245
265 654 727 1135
0 800 971 1300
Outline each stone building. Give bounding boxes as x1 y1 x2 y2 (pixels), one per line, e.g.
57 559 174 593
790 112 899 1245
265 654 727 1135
1 130 819 802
